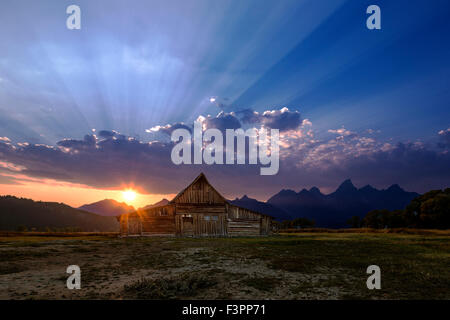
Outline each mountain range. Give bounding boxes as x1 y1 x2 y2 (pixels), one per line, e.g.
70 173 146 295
0 179 420 231
140 199 169 210
232 179 419 227
78 199 135 217
0 196 119 231
230 195 292 221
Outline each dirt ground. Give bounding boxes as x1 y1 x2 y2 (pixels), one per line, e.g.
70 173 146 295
0 232 449 300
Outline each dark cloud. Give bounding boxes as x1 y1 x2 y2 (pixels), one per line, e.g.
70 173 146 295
146 123 192 136
0 132 182 193
200 111 241 132
236 109 260 124
315 142 450 193
209 96 232 109
237 107 302 132
152 108 301 138
328 127 358 139
97 130 116 138
0 118 449 199
0 173 21 185
97 130 127 140
260 108 302 131
57 135 96 150
438 128 450 148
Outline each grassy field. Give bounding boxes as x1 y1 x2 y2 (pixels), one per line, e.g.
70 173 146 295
0 231 449 300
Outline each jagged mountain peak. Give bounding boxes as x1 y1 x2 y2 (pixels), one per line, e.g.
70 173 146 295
335 179 357 193
79 199 135 217
298 188 310 195
387 184 404 192
309 186 323 195
360 184 377 192
141 198 169 210
230 195 292 221
267 180 419 227
277 189 298 196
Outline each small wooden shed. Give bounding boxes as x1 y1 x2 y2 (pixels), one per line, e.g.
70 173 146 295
118 173 273 237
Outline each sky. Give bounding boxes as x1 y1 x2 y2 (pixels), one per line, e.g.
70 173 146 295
0 0 449 207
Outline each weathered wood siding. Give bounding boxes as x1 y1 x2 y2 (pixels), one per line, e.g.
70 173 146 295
127 212 142 236
175 204 227 236
260 215 272 235
174 177 225 205
119 215 128 236
176 204 226 214
118 173 272 237
227 204 271 236
175 212 227 236
227 219 260 236
140 205 176 236
119 203 272 237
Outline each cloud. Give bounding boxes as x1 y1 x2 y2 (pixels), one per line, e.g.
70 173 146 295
0 173 21 185
144 107 301 140
0 131 185 193
328 127 358 139
0 160 25 172
197 111 242 132
0 112 449 198
57 135 97 151
209 96 231 109
97 130 128 140
237 107 302 132
146 123 192 136
438 128 450 148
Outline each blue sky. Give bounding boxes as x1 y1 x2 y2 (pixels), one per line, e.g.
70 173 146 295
0 0 449 200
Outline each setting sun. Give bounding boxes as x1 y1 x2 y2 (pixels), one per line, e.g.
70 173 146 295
122 189 137 202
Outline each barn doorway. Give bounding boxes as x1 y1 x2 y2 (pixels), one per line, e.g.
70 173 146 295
128 216 142 236
181 214 194 236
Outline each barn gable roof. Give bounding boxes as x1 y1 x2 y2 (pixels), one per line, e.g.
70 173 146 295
170 173 273 218
169 172 227 204
118 173 274 219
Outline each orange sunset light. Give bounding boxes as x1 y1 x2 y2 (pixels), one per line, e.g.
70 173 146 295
122 189 137 203
0 174 176 209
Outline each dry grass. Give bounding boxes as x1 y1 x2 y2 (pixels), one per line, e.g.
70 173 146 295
123 273 217 299
280 228 450 236
0 232 449 300
0 231 119 238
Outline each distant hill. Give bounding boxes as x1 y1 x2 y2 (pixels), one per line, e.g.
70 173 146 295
79 199 135 216
230 195 291 221
0 196 119 231
140 198 169 210
267 179 419 227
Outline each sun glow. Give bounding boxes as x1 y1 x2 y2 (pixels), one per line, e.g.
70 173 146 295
122 189 137 202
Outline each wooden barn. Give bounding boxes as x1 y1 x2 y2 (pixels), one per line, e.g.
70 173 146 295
117 173 273 237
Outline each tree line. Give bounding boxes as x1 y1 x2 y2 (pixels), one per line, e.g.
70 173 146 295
349 189 450 229
274 217 315 230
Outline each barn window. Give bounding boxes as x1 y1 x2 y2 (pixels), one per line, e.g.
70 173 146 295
159 209 167 216
212 216 218 221
204 216 210 221
182 214 193 224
